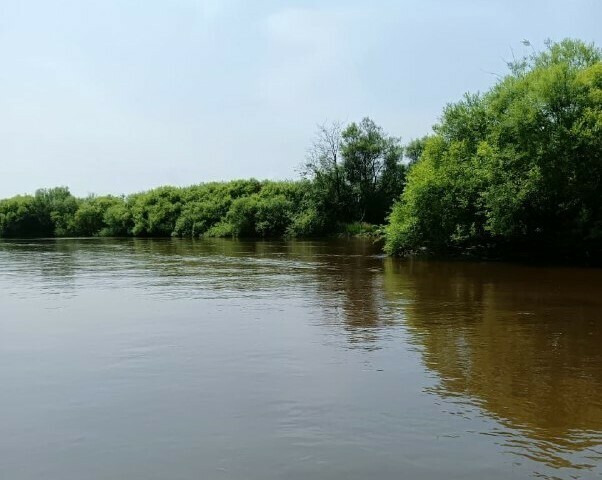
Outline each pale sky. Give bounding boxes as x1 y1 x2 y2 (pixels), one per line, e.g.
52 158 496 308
1 0 600 197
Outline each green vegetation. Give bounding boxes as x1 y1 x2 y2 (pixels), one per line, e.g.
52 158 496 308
0 181 326 239
0 118 406 239
1 39 600 262
385 39 602 260
303 118 405 226
0 187 78 238
0 177 398 240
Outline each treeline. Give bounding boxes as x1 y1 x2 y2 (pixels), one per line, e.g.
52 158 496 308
0 181 315 238
385 39 602 260
2 38 601 261
0 118 407 239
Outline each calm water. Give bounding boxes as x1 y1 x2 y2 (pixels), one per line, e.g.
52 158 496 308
1 238 601 480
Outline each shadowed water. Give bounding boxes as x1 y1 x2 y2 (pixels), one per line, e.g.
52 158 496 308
1 238 600 479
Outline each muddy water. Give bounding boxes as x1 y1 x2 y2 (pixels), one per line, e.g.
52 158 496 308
1 238 600 479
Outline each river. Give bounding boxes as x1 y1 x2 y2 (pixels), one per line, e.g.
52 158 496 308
1 238 601 479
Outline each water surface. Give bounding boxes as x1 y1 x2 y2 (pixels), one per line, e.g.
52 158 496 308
1 238 601 479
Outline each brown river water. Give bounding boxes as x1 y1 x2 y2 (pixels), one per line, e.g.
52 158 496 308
1 238 601 479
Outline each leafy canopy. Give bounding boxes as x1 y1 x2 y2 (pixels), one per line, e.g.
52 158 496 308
385 39 602 259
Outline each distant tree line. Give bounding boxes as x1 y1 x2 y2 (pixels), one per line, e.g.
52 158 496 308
0 116 407 239
1 39 600 261
0 181 314 239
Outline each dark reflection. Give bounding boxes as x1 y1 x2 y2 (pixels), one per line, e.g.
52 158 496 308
382 258 602 470
284 239 392 348
0 238 391 348
127 238 391 349
0 239 79 294
313 243 395 349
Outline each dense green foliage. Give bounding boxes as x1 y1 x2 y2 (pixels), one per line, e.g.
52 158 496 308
304 118 406 225
0 117 407 239
0 180 331 239
385 39 602 260
0 188 79 238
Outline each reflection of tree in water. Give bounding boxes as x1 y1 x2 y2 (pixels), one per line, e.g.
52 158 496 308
1 238 391 348
292 239 394 349
0 239 80 294
382 258 602 470
128 237 326 295
129 237 393 348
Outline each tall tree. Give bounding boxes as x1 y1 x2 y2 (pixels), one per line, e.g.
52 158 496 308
303 121 352 222
404 136 429 166
341 117 404 223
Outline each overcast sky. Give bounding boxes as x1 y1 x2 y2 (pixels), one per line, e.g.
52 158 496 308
1 0 601 197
